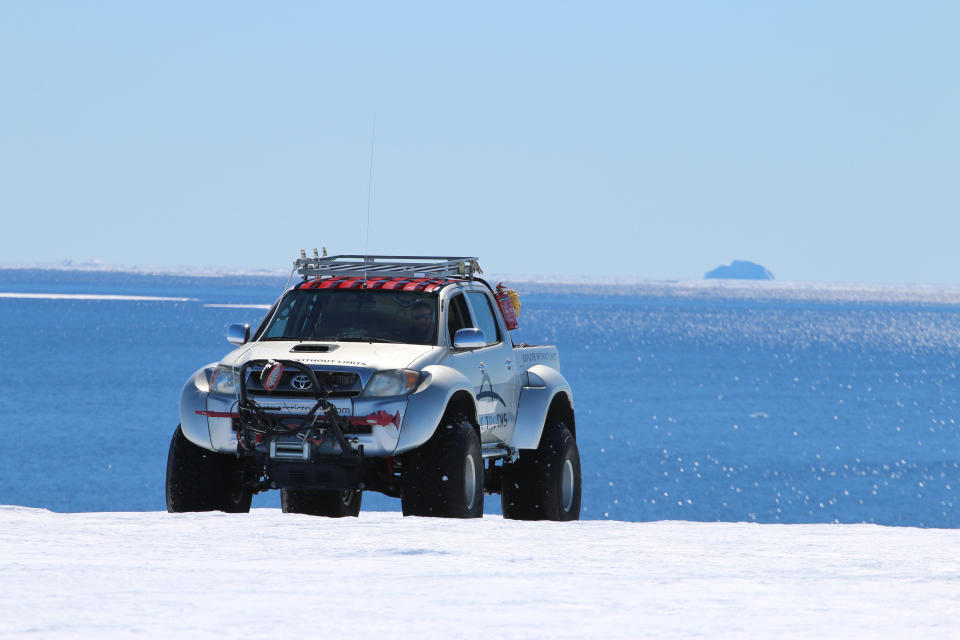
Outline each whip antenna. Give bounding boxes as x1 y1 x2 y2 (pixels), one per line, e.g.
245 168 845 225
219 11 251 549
363 115 376 282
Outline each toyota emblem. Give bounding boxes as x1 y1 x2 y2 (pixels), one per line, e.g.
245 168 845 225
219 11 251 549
290 374 312 390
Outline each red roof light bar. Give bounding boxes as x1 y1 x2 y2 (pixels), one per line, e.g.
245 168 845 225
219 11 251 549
297 276 453 293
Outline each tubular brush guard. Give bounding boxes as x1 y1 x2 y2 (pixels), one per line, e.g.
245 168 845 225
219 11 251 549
236 360 363 468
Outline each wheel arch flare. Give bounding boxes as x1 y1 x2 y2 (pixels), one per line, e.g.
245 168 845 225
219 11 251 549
394 365 477 454
512 364 574 450
178 363 219 450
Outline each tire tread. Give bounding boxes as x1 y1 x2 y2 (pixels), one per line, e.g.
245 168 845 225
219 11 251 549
166 425 252 513
401 414 484 518
281 489 362 517
501 416 581 521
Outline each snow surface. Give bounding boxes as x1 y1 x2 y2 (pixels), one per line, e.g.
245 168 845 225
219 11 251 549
0 292 196 302
2 507 958 639
0 261 289 278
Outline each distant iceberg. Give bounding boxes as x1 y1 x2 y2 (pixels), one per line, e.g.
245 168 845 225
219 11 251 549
705 260 774 280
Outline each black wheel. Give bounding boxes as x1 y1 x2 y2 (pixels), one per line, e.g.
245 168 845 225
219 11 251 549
281 488 362 517
400 413 484 518
166 425 252 513
501 415 581 521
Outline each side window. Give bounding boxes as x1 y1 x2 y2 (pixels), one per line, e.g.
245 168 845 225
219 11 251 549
447 294 472 344
466 291 501 345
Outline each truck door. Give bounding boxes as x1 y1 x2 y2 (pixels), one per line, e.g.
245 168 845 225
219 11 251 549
464 290 518 445
444 292 487 440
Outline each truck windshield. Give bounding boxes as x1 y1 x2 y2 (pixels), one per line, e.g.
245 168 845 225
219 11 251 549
260 289 438 345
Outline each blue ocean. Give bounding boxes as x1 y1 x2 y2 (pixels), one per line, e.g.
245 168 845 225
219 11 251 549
3 268 959 527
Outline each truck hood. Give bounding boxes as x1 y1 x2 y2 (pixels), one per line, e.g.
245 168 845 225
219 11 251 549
219 341 443 376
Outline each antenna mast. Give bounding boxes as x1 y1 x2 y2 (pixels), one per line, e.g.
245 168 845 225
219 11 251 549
363 115 376 283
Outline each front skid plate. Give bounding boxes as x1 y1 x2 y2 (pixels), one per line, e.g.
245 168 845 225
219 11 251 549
265 460 361 491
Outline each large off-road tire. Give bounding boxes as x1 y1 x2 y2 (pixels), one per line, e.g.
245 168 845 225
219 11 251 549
166 425 252 513
400 414 484 518
281 488 362 517
501 415 581 521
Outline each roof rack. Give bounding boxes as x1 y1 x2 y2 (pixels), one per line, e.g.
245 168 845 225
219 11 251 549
294 253 482 281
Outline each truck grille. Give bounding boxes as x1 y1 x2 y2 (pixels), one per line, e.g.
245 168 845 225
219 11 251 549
245 369 361 397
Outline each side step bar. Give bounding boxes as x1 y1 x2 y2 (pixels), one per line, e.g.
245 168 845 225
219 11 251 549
481 444 518 462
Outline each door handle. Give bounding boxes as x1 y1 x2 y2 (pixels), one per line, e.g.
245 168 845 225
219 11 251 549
505 359 512 369
478 362 487 371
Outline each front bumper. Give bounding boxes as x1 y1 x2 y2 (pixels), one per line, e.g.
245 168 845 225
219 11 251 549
178 365 407 456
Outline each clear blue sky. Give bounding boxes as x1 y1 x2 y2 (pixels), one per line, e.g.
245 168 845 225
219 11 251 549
1 2 957 283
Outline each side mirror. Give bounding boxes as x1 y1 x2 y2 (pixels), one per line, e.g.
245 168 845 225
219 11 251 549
227 323 251 345
453 328 485 349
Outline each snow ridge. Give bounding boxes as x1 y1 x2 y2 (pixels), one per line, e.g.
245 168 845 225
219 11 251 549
1 508 958 639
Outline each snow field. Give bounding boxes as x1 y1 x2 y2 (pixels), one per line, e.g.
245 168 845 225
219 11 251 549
1 507 958 639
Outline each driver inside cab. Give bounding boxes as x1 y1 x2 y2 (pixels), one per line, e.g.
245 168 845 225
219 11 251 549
407 301 435 344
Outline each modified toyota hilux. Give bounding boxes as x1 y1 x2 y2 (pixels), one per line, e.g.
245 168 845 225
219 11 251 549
166 254 580 519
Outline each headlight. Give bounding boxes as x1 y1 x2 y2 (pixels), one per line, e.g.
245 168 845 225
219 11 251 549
361 369 420 397
210 366 240 395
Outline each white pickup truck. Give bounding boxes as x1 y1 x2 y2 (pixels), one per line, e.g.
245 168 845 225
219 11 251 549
167 254 580 519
